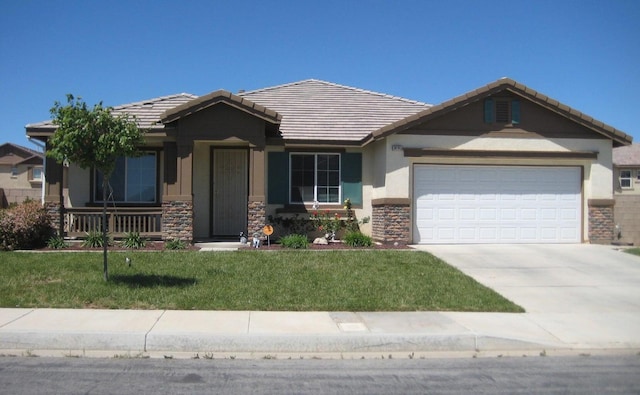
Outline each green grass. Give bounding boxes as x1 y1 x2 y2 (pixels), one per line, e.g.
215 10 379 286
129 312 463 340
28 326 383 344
0 250 523 312
624 248 640 257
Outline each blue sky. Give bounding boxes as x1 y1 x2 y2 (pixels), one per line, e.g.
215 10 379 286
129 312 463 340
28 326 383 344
1 0 638 148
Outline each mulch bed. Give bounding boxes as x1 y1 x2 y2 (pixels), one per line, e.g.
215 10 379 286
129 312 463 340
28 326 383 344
241 242 412 251
35 241 411 252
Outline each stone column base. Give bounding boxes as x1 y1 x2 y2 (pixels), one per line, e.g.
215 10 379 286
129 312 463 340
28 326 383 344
588 199 614 244
248 198 266 236
44 201 62 236
162 200 193 242
371 199 411 244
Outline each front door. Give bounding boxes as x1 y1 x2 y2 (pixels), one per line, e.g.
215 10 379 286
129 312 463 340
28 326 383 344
211 148 248 237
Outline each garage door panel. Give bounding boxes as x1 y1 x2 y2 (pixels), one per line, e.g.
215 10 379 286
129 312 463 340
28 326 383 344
414 165 581 244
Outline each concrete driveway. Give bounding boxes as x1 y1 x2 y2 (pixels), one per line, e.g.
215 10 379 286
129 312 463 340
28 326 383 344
417 244 640 348
418 244 640 314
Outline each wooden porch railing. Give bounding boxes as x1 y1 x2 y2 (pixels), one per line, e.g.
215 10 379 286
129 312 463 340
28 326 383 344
64 207 163 238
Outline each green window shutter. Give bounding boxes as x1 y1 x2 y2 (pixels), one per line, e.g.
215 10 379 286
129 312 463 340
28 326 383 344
267 152 289 204
511 99 521 124
484 98 494 123
341 153 362 205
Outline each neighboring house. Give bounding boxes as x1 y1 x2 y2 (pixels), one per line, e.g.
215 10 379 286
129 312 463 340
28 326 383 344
26 78 632 244
0 143 44 208
612 144 640 245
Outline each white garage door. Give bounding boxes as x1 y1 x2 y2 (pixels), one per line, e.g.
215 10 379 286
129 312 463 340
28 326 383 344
414 165 581 244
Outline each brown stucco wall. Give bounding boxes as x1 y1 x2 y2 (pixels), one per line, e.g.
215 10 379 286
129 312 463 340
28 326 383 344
402 93 604 139
613 195 640 246
176 104 266 147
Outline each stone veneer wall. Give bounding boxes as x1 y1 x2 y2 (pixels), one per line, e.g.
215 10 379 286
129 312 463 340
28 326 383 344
247 200 266 236
162 200 193 241
588 200 614 244
372 202 411 244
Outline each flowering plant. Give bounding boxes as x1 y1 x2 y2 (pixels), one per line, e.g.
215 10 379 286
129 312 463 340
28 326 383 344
343 198 370 232
310 210 342 239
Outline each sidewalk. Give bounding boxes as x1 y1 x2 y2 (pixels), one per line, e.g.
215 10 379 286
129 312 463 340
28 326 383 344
2 308 639 358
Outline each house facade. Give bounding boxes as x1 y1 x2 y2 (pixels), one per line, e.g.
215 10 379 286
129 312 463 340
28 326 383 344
26 78 632 244
0 143 43 208
612 144 640 245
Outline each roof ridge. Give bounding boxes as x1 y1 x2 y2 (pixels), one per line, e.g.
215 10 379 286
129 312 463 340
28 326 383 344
240 79 431 106
113 93 198 109
238 79 318 95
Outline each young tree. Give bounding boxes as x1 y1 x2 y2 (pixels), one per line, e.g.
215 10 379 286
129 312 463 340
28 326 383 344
47 94 145 281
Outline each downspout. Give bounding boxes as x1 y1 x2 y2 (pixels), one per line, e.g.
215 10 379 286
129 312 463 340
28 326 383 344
28 137 46 204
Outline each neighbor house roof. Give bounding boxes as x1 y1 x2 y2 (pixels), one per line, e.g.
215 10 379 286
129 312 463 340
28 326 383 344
0 142 43 166
26 93 198 136
370 77 633 147
613 144 640 166
239 79 430 143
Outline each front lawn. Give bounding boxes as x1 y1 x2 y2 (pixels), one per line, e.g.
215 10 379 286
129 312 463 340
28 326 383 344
624 248 640 257
0 250 523 312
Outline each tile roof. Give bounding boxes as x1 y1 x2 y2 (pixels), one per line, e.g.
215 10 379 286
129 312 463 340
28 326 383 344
613 144 640 166
239 79 430 142
371 77 632 147
26 93 198 131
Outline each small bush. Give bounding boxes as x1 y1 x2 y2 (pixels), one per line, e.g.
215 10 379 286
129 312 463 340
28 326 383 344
0 200 54 251
47 235 69 249
121 232 147 249
344 231 373 247
82 230 112 248
279 234 309 249
165 239 187 250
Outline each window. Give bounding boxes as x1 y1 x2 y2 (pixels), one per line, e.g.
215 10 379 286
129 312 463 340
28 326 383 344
619 169 632 189
484 98 520 124
29 166 43 181
290 153 340 203
10 166 18 178
95 152 157 203
636 170 640 182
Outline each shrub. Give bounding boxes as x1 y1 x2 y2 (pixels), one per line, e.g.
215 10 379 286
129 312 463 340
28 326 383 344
279 234 309 249
82 230 112 248
165 238 187 250
47 235 69 249
0 200 54 251
120 231 147 249
268 214 315 238
343 231 373 247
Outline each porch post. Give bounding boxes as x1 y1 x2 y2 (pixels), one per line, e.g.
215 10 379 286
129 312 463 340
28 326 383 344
247 147 266 236
43 148 64 236
162 141 194 242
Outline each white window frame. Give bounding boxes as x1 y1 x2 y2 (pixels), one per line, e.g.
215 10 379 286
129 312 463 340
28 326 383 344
289 153 341 204
95 152 158 203
619 169 632 189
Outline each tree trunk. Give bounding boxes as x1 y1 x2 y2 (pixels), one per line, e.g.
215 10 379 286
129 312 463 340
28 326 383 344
102 177 108 281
